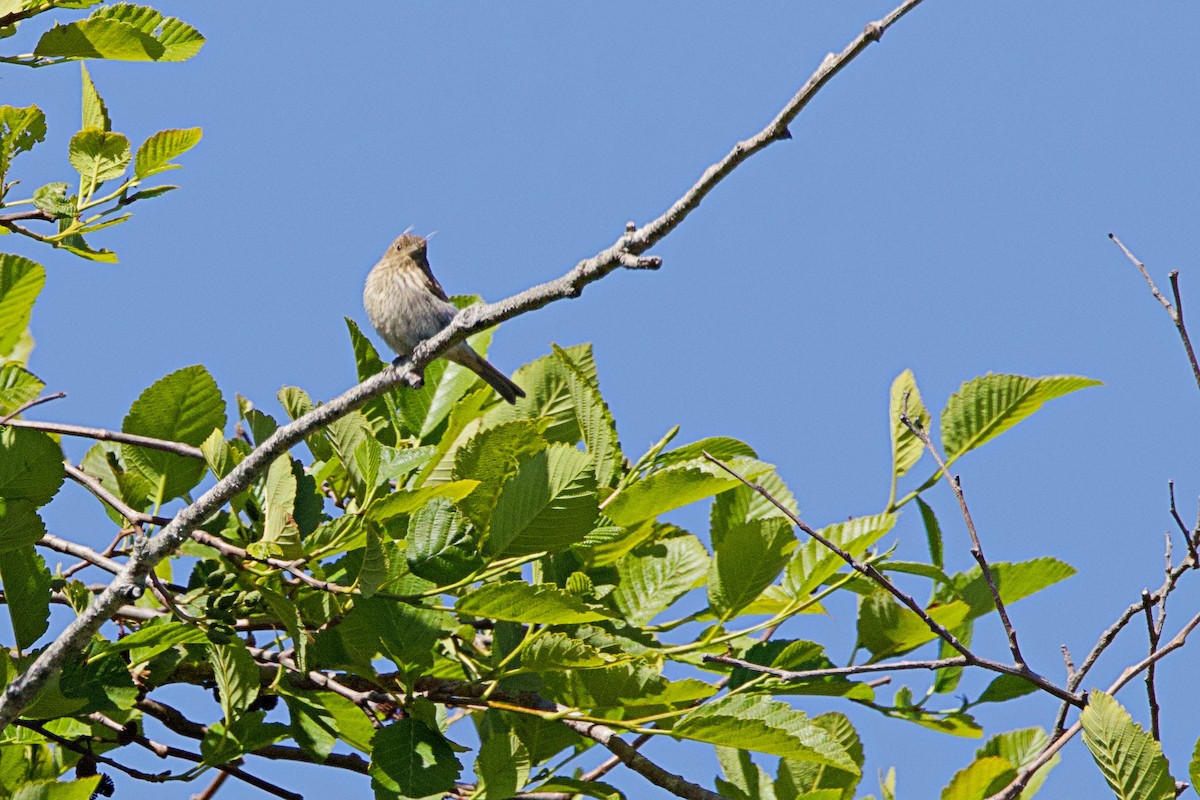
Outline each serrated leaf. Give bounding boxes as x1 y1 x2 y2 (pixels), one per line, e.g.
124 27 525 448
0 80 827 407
134 126 201 178
487 444 598 557
612 531 709 626
521 632 614 671
941 374 1101 460
783 513 895 600
12 778 102 800
0 363 44 416
207 642 258 724
0 254 45 358
857 590 970 662
365 481 479 522
0 545 49 649
977 728 1058 797
777 712 864 800
356 525 388 598
890 369 929 480
709 517 795 618
370 719 461 799
531 778 624 800
657 436 757 469
32 182 76 220
1082 690 1175 800
36 4 205 62
486 344 595 444
122 365 224 504
954 557 1076 621
406 498 482 585
605 457 771 527
69 127 130 186
0 426 64 506
0 105 46 184
79 63 109 131
553 344 623 487
727 640 873 702
474 731 530 800
456 582 612 624
976 675 1037 704
453 419 547 530
940 756 1015 800
674 695 858 773
0 499 45 553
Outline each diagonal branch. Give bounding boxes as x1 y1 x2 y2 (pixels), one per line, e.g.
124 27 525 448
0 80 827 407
0 0 929 729
2 418 204 459
1110 233 1200 392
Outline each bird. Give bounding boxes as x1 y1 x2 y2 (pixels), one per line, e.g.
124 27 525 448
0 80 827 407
364 232 525 404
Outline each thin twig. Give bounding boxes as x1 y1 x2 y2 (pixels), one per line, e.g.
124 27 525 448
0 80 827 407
191 770 230 800
1168 481 1199 564
15 719 171 782
1141 591 1161 739
3 418 204 458
0 0 930 729
899 412 1027 667
1110 233 1200 392
0 391 66 425
63 462 169 529
703 653 968 682
988 609 1200 800
38 533 122 575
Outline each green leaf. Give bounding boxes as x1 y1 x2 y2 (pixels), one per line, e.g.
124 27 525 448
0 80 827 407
0 499 45 553
406 498 483 585
1189 737 1200 798
281 689 337 762
487 344 595 444
32 183 75 220
95 619 206 661
776 712 864 800
134 126 201 178
122 364 225 504
939 756 1015 800
975 675 1037 705
68 127 130 186
0 105 46 185
0 545 49 649
890 369 929 480
605 456 771 527
207 642 259 724
657 436 757 469
553 344 623 487
0 426 64 506
456 582 612 624
709 518 795 618
0 254 45 359
612 531 709 626
452 419 547 530
356 525 389 598
857 590 970 661
0 364 44 417
520 632 615 671
917 497 943 570
1081 690 1175 800
954 558 1076 621
783 513 895 600
711 472 798 549
474 731 530 800
674 695 858 773
369 719 462 799
79 63 109 131
486 444 598 557
977 728 1058 797
941 374 1101 460
36 4 205 62
56 233 116 262
12 778 102 800
531 778 624 800
259 455 301 559
364 481 479 522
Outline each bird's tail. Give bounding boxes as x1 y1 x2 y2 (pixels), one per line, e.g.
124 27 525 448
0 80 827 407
451 346 526 404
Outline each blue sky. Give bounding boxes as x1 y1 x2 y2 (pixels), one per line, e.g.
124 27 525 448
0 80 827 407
6 2 1200 798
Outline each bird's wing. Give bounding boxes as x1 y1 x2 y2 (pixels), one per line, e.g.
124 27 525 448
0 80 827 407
415 253 451 302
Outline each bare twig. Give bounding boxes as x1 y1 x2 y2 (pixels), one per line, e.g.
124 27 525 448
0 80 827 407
703 653 968 682
1167 481 1199 564
38 533 122 575
1141 591 1161 739
899 412 1027 668
0 0 930 730
0 391 66 425
63 462 169 530
191 770 230 800
1110 233 1200 392
3 418 204 458
988 610 1200 800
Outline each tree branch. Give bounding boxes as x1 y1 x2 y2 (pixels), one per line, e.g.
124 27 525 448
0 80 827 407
3 418 204 459
0 0 930 730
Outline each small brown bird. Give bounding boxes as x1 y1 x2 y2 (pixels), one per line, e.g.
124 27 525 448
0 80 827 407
364 233 525 404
